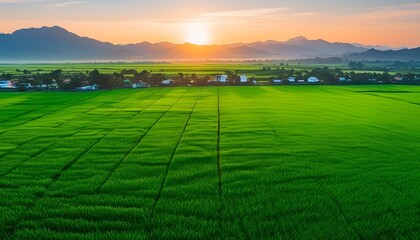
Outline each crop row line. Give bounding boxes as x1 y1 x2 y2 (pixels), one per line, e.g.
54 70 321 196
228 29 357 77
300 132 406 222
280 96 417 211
0 89 168 171
315 181 363 239
262 114 363 239
4 89 182 239
1 90 115 136
358 91 420 107
0 136 39 160
148 87 203 227
0 108 54 136
1 89 170 178
54 88 166 128
0 108 40 125
128 88 169 120
95 88 188 193
0 127 88 179
0 92 42 109
3 89 173 238
216 86 226 239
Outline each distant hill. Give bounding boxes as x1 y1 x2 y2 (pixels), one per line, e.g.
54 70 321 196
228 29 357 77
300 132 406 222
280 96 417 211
347 48 420 61
0 26 417 61
0 26 134 60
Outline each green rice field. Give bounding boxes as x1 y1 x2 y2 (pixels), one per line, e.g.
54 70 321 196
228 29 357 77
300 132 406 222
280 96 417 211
0 85 419 239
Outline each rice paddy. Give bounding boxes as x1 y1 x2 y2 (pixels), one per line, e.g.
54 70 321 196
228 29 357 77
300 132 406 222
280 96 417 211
0 85 419 239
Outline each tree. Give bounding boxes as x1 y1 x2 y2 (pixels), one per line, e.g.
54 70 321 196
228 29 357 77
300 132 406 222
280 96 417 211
191 74 198 84
134 70 150 82
148 74 166 86
227 73 240 85
64 73 86 90
50 69 63 81
349 62 365 70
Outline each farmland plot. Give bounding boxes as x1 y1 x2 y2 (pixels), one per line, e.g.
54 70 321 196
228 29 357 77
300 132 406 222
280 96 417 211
0 86 419 239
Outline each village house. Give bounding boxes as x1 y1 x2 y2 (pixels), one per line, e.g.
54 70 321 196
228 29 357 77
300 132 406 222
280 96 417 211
393 75 403 81
339 77 351 83
216 75 228 83
0 80 14 88
77 84 98 91
161 79 174 85
240 75 248 83
273 79 282 84
288 77 296 83
132 82 149 88
307 76 320 83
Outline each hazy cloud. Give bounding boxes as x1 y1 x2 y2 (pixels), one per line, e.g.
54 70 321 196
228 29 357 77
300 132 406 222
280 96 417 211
46 1 84 7
202 8 291 18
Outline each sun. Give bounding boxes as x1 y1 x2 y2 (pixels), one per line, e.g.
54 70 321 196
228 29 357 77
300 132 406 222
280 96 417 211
185 23 211 45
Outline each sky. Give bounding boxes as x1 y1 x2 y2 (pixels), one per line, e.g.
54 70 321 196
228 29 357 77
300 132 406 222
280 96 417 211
0 0 419 47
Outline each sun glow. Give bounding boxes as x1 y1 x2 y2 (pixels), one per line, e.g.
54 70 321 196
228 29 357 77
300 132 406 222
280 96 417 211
185 23 211 45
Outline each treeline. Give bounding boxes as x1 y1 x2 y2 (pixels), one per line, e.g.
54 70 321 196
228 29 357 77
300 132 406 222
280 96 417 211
257 67 418 84
3 69 219 90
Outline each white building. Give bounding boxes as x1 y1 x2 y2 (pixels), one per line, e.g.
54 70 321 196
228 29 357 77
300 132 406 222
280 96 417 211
216 75 228 83
161 79 174 85
240 75 248 83
288 77 296 83
339 77 351 82
0 80 13 89
307 76 320 83
77 84 98 91
132 82 148 88
298 79 306 84
273 79 282 84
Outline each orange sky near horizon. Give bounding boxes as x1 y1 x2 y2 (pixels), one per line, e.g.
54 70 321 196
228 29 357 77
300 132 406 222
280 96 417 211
0 1 419 47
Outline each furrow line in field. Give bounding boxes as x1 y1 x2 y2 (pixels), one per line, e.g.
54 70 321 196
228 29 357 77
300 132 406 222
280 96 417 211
262 115 363 239
0 90 118 135
4 88 190 239
358 92 420 107
3 89 174 238
0 136 39 160
216 86 226 239
315 180 363 239
0 109 39 125
0 91 114 131
74 90 110 104
95 88 189 193
261 114 281 139
385 179 416 202
128 88 170 120
52 90 141 128
1 89 167 159
262 114 363 239
0 108 54 136
0 105 51 135
0 127 88 179
0 92 41 108
217 86 223 198
148 87 203 222
5 128 119 239
55 88 167 128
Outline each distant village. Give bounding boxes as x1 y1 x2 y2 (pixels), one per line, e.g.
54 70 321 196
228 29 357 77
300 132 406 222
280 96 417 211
0 66 419 91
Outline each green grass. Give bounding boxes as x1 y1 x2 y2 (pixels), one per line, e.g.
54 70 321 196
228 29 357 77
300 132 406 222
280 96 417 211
0 85 419 239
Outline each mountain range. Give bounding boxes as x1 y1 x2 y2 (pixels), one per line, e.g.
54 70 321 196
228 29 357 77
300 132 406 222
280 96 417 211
0 26 418 61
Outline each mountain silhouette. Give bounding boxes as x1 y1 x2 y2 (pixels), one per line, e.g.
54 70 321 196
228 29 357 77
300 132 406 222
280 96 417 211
0 26 416 61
